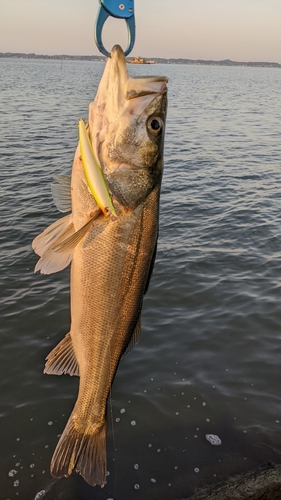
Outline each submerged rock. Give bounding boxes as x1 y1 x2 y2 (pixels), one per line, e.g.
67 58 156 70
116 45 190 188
187 462 281 500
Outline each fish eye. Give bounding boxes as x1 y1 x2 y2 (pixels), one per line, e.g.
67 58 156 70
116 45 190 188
147 116 163 136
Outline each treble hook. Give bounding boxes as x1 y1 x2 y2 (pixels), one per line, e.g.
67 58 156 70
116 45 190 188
94 0 135 57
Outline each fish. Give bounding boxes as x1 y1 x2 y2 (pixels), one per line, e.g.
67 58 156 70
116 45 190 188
32 44 168 487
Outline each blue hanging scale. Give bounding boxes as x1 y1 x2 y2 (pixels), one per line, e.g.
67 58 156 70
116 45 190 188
94 0 135 57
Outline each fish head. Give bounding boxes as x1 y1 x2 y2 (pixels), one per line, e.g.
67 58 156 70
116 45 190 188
88 45 168 209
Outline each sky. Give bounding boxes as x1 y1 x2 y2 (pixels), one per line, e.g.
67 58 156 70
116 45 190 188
1 0 281 62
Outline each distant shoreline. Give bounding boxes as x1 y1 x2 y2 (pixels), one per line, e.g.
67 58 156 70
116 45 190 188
0 52 280 68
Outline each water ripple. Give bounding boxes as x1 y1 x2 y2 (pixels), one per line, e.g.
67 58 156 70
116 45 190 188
1 59 281 499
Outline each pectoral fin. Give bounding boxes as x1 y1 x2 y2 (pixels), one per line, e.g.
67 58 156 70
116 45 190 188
53 209 100 253
32 214 74 258
32 214 75 274
32 208 100 275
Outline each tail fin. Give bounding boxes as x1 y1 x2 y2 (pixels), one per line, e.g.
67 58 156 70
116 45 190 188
50 413 107 487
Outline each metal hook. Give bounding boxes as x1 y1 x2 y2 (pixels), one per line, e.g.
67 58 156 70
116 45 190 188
94 0 135 57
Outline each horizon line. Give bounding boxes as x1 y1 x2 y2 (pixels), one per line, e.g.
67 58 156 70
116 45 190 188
0 51 280 68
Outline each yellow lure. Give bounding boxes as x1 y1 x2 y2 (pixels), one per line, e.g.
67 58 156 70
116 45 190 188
78 119 117 219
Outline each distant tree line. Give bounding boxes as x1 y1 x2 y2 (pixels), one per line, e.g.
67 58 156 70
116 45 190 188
0 52 280 68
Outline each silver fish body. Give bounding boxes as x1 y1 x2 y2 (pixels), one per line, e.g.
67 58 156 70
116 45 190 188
32 45 168 487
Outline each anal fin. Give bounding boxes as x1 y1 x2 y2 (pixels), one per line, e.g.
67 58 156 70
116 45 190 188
44 332 79 377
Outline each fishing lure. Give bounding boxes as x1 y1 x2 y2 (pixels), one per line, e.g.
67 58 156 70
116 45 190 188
78 119 117 220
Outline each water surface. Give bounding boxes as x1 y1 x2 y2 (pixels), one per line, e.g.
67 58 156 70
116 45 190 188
1 58 281 499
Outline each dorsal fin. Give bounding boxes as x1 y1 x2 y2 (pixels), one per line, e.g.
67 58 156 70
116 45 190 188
51 175 72 213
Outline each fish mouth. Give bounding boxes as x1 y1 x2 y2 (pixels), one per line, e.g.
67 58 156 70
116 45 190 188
126 85 167 101
91 45 167 130
110 45 168 100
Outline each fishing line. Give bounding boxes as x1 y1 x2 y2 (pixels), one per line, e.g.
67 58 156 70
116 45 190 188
108 336 117 499
109 386 117 499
